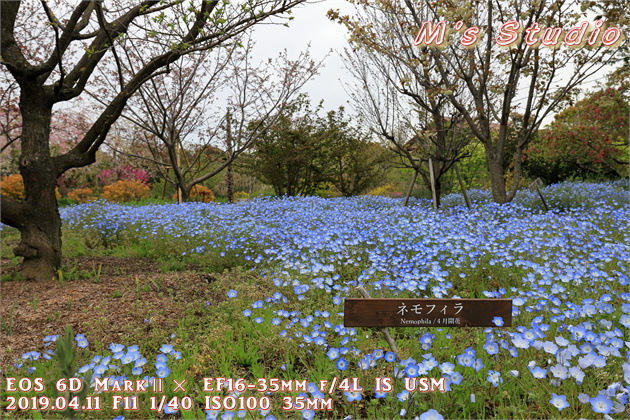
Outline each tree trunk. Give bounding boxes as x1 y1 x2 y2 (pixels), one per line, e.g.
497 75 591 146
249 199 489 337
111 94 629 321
225 110 234 203
10 87 61 281
226 164 234 203
180 185 190 202
485 148 508 204
13 203 62 282
434 177 442 208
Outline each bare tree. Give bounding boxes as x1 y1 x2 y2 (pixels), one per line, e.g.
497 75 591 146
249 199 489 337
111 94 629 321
0 0 309 281
332 0 628 203
340 33 473 207
103 37 321 202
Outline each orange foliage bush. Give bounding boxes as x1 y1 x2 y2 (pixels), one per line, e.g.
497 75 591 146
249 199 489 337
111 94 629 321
102 179 151 202
0 174 61 200
1 174 25 200
68 187 96 203
172 184 215 203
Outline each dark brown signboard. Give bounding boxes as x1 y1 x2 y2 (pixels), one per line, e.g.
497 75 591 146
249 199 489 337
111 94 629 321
344 298 512 328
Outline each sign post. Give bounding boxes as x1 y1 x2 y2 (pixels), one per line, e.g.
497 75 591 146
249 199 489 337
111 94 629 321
428 158 437 210
528 178 549 211
403 159 420 207
344 298 512 328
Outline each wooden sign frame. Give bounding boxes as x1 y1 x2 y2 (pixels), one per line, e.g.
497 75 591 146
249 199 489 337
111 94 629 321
528 177 544 192
344 298 512 328
528 177 549 211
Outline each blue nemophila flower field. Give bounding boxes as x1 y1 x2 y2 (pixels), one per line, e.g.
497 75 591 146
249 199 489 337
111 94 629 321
4 181 630 419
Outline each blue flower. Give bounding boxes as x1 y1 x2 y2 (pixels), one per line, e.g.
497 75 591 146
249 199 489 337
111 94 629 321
450 371 463 385
483 342 499 355
549 393 569 411
301 410 315 420
384 352 396 362
109 343 125 353
121 352 135 365
405 364 420 378
492 317 504 327
487 370 503 387
159 344 174 354
439 362 455 375
336 358 348 371
163 404 178 414
578 393 590 404
227 289 238 298
221 411 235 420
156 366 170 378
43 335 59 345
374 388 388 398
419 409 444 420
206 410 220 420
21 351 41 361
590 394 613 414
344 390 362 402
529 366 547 379
243 309 252 317
456 353 474 367
326 348 339 360
396 389 410 402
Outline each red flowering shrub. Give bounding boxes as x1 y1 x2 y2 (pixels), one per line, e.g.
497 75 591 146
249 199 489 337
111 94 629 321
98 165 151 186
102 180 151 202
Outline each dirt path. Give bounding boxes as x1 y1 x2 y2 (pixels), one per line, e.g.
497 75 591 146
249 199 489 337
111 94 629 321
0 256 219 369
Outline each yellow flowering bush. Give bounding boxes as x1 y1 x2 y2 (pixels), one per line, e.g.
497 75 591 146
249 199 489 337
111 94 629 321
367 183 403 198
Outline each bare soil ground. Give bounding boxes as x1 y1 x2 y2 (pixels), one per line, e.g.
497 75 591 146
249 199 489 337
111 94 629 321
0 256 222 369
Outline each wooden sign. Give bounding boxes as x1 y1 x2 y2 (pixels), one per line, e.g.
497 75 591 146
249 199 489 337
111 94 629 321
528 177 543 192
344 298 512 328
528 177 549 211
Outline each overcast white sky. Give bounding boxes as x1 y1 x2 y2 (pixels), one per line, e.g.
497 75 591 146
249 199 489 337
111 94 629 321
248 1 618 126
250 1 355 113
